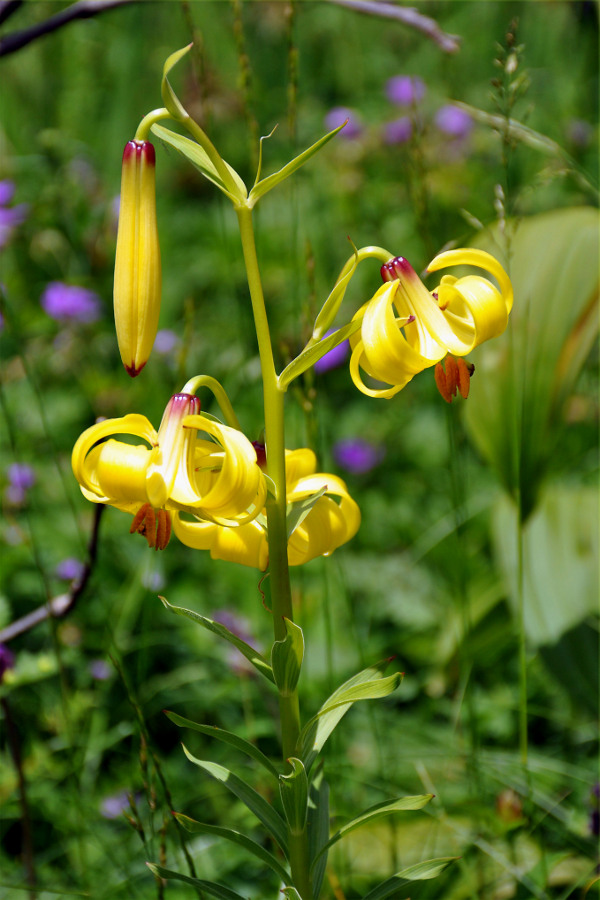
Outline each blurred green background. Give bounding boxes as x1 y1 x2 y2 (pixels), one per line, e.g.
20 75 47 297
0 2 598 898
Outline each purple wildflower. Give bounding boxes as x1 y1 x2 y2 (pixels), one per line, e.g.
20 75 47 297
100 791 131 819
435 105 473 139
324 107 362 139
333 438 385 475
386 75 426 107
384 117 413 145
567 119 593 148
314 331 349 373
41 282 102 324
154 329 180 355
55 558 85 581
5 463 35 505
89 659 112 681
0 180 28 249
0 644 15 681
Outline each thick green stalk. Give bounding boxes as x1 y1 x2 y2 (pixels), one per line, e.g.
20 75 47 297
235 204 311 899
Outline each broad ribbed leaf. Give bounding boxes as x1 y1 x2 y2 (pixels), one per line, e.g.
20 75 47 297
146 863 246 900
164 711 279 778
173 814 290 883
362 858 457 900
311 795 433 870
279 758 308 835
299 663 403 770
271 618 304 696
161 44 191 119
182 746 288 855
249 122 346 205
159 596 274 683
463 208 599 521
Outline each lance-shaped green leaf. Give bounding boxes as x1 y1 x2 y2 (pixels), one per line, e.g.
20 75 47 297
307 765 330 899
164 711 279 779
181 746 288 855
271 618 304 696
312 244 359 340
248 122 347 206
311 795 433 871
279 758 308 836
362 858 457 900
286 487 327 538
161 44 192 120
278 319 362 390
299 662 403 770
159 596 274 683
151 124 246 202
146 863 247 900
173 814 290 883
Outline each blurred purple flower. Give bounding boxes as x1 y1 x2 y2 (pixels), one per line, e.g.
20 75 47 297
435 105 473 139
567 119 593 148
324 107 362 139
386 75 426 106
0 180 28 249
154 329 179 355
212 609 255 675
41 282 102 324
89 659 112 681
385 117 413 145
55 557 85 581
314 331 349 373
141 568 165 592
0 644 15 681
5 463 35 505
333 438 385 475
100 791 131 819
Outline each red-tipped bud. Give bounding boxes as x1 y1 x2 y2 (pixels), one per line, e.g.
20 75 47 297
114 140 161 377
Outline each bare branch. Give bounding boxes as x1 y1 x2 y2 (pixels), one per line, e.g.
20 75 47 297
0 504 104 643
0 0 139 57
328 0 461 54
0 1 24 28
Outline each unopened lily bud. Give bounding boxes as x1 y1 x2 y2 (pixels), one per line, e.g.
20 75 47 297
114 140 161 377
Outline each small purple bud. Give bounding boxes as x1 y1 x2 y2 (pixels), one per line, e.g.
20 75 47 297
381 256 417 283
384 117 413 145
314 331 350 373
333 438 385 475
89 659 112 681
41 282 102 324
100 791 131 819
385 75 426 106
434 105 473 139
55 558 85 581
7 463 35 490
154 329 179 354
324 107 362 139
0 644 15 681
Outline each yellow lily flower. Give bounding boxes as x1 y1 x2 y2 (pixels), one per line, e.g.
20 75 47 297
349 248 513 398
172 448 360 569
114 140 161 377
72 393 266 550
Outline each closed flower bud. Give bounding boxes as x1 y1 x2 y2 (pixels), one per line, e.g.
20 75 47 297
114 141 161 377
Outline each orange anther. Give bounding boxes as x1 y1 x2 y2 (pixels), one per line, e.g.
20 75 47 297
434 361 453 403
444 356 459 398
456 357 473 399
155 509 172 551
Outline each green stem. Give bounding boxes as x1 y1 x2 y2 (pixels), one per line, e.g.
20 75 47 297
134 107 172 142
182 374 243 430
235 204 311 899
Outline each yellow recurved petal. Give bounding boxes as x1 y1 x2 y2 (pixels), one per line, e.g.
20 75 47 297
145 393 200 508
172 514 268 570
72 413 157 501
183 415 266 524
114 141 162 377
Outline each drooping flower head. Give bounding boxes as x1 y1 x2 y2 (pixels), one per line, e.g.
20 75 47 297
72 391 266 550
173 447 360 570
350 248 513 398
113 140 161 377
